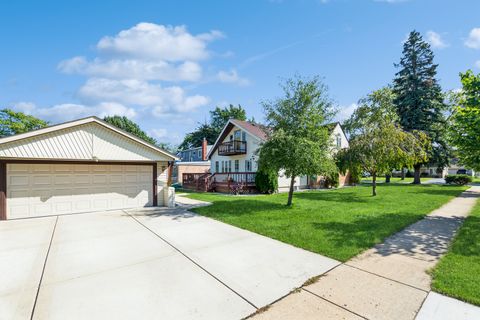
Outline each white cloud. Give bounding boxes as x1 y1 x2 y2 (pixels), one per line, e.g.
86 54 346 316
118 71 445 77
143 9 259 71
335 103 358 122
426 31 448 49
13 101 136 123
216 69 250 86
58 56 202 82
151 128 168 139
78 78 209 115
97 23 223 61
465 28 480 49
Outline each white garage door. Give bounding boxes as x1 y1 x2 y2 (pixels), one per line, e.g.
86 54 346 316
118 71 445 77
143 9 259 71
7 163 153 219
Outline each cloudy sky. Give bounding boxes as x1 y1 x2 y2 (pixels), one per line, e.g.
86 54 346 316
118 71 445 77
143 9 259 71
1 0 479 145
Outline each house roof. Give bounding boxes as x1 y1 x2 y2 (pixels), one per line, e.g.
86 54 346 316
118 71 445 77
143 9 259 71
0 116 178 160
229 119 269 141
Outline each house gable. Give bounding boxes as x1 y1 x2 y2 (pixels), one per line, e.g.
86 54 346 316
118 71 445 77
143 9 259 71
0 118 175 162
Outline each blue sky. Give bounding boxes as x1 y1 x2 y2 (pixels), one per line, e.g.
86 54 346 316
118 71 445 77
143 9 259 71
1 0 479 145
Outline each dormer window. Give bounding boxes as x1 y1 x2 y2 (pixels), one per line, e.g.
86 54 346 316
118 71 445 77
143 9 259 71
336 134 342 148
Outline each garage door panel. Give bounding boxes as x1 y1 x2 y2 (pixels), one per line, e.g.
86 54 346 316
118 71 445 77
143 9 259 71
53 175 72 185
74 174 92 184
7 164 153 219
8 175 29 187
32 175 52 186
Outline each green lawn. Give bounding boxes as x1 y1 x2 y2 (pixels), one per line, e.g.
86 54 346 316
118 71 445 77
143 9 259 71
431 199 480 306
186 183 466 261
361 177 415 184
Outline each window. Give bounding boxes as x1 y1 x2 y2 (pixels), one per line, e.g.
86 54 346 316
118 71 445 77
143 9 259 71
234 130 241 141
234 160 239 172
221 161 225 173
242 131 246 142
228 160 232 172
336 134 342 148
215 161 219 173
198 150 201 158
245 160 252 172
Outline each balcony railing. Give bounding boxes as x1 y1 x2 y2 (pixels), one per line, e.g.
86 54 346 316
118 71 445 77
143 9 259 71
218 140 247 156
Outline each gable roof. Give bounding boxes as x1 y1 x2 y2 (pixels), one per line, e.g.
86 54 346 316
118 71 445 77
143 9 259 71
0 116 178 160
207 119 269 159
229 119 269 141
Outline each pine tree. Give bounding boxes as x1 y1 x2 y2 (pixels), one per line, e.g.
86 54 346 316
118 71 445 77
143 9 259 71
393 30 449 184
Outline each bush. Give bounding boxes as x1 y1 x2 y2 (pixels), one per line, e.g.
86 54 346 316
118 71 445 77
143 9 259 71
421 172 429 177
324 172 339 188
255 169 278 194
445 174 472 186
406 170 414 178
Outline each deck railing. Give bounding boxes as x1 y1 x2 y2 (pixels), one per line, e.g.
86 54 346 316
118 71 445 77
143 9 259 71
218 140 247 156
182 171 257 193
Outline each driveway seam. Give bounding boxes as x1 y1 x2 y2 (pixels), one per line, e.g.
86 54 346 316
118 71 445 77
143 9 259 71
30 216 58 320
124 210 259 310
301 287 368 319
344 263 430 293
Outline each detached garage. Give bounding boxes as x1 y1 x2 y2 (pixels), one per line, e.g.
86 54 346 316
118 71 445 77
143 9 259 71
0 117 178 220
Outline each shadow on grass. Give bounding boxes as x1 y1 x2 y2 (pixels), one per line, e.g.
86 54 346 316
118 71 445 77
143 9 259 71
311 213 418 254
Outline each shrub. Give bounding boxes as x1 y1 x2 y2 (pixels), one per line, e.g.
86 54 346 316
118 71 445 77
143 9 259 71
230 181 247 195
445 174 472 185
323 172 339 188
406 170 414 178
255 169 278 194
421 172 429 177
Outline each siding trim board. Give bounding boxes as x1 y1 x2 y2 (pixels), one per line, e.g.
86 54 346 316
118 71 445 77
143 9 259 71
0 161 6 220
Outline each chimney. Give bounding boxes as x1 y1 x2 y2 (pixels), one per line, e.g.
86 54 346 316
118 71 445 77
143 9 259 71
202 138 207 161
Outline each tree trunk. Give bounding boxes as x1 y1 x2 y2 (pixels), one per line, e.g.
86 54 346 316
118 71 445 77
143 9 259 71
372 173 377 196
385 174 391 183
413 164 421 184
401 167 405 180
287 176 295 206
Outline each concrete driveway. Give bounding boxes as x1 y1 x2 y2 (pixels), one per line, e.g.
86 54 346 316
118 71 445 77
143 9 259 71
1 207 338 320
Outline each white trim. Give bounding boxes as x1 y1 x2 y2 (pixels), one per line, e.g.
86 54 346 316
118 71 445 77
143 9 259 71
206 119 264 159
0 116 178 160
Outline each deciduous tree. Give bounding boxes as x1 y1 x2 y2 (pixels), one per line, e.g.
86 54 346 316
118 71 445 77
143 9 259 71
449 70 480 170
0 109 48 137
258 75 336 206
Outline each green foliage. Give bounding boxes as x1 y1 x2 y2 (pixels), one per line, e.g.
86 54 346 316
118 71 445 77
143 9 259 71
323 171 339 188
449 70 480 171
259 75 337 205
0 109 49 137
392 30 450 172
210 104 247 132
255 169 278 194
338 88 429 196
343 87 398 138
104 115 156 145
179 104 247 150
178 123 219 150
444 174 472 185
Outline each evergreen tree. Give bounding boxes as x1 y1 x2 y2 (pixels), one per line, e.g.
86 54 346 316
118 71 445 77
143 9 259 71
393 30 449 184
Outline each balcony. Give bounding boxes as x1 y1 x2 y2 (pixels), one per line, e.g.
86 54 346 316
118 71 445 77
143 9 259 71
218 140 247 156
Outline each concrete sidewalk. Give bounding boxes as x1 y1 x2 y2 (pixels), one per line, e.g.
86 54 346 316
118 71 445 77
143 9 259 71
252 186 480 320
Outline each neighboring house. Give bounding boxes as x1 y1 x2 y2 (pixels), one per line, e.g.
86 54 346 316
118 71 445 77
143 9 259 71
183 119 349 192
0 116 178 220
173 138 212 185
177 140 213 162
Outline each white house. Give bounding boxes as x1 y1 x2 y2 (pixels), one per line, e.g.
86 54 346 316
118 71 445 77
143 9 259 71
205 119 349 192
0 116 178 220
